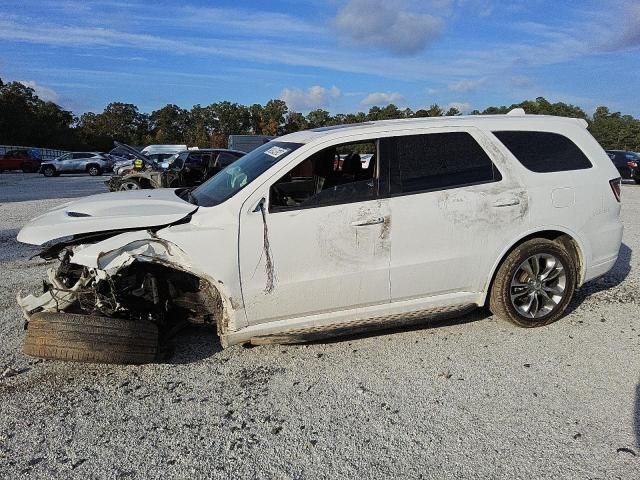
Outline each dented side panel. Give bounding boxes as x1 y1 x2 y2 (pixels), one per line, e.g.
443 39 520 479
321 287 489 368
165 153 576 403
238 195 392 326
388 126 530 301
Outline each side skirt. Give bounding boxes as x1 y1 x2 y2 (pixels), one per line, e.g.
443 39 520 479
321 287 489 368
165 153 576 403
223 292 482 346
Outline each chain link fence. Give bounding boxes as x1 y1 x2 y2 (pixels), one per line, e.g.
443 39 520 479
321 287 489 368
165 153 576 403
0 145 70 161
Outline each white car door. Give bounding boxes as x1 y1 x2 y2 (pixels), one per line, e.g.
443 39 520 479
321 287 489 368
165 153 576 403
238 138 390 326
383 127 527 303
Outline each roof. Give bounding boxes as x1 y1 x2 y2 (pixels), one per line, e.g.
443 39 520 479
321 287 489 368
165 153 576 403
178 148 246 155
277 110 589 145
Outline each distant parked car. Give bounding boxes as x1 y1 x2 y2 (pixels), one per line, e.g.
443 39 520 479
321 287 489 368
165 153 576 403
0 149 42 173
107 148 245 191
606 150 640 184
40 152 114 177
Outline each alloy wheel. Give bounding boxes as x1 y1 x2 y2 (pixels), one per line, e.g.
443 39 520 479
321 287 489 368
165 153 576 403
509 253 567 318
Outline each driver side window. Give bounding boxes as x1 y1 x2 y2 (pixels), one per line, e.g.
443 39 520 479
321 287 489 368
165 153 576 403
269 140 378 212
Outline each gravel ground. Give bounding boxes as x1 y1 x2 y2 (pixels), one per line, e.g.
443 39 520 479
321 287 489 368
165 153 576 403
0 175 639 479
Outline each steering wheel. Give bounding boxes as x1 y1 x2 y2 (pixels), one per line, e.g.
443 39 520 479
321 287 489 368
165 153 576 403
226 166 248 189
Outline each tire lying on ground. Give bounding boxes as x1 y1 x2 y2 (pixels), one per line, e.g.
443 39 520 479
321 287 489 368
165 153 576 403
23 312 158 364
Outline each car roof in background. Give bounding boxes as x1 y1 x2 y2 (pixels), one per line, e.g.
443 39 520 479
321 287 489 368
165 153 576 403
179 149 246 155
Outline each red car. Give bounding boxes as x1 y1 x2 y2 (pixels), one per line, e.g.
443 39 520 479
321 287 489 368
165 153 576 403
0 149 42 173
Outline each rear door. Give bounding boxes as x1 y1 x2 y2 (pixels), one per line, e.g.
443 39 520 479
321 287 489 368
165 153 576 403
383 128 522 302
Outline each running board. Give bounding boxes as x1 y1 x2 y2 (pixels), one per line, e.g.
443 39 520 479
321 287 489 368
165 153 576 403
248 304 476 345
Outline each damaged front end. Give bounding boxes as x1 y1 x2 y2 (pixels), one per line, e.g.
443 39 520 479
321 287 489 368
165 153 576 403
18 231 224 341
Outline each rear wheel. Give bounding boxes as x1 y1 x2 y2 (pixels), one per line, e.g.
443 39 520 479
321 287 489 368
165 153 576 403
489 238 576 327
23 312 158 364
88 165 102 176
42 166 56 177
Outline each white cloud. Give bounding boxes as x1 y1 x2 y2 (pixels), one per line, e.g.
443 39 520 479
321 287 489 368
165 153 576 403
511 75 534 89
18 80 59 102
361 92 405 106
614 0 640 49
334 0 442 55
448 78 486 92
446 102 472 114
280 85 341 111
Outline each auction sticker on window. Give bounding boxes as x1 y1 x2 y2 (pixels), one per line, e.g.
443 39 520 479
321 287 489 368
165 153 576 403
264 146 290 158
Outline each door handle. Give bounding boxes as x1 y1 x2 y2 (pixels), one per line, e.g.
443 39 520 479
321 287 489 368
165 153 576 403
492 198 521 208
351 217 384 227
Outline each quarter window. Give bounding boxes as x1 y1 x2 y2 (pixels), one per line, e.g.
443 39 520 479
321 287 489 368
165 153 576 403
493 131 592 173
382 132 500 195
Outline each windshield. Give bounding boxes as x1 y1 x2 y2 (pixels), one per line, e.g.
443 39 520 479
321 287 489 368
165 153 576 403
191 141 303 207
168 152 188 169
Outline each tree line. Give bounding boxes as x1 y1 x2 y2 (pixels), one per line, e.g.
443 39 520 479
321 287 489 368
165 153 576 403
1 77 639 152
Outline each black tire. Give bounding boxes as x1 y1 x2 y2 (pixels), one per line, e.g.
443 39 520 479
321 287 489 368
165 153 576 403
42 166 56 177
88 165 102 176
23 312 158 364
118 180 141 191
489 238 576 328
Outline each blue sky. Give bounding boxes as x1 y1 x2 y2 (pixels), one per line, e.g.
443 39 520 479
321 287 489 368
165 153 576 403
1 0 639 116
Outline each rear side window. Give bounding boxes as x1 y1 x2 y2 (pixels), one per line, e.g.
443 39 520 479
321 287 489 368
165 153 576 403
494 131 592 173
382 132 501 195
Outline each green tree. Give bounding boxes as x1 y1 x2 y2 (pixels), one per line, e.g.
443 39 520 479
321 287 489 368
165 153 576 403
262 99 288 135
306 109 332 128
414 104 444 117
148 104 191 144
0 79 77 148
283 111 309 134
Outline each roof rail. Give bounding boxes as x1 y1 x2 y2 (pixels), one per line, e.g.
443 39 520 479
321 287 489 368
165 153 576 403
507 108 526 116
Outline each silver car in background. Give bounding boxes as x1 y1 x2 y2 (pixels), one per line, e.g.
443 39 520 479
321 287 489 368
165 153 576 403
39 152 114 177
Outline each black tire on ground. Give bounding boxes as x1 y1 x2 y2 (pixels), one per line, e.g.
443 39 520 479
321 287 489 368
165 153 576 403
23 312 158 364
489 238 577 328
42 166 56 177
88 165 102 176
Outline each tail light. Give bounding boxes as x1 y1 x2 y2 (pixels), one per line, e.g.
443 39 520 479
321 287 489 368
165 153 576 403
627 161 638 169
609 177 622 202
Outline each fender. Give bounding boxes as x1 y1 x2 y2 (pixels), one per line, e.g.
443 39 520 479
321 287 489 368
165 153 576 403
479 224 589 305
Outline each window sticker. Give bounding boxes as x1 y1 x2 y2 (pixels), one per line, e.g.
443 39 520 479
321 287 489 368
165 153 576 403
264 146 290 158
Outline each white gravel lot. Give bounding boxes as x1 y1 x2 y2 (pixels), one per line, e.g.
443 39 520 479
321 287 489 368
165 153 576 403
0 175 639 479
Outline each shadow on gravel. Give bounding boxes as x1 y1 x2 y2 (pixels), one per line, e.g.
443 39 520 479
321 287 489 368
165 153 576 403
0 228 40 263
567 242 632 314
164 326 223 364
306 307 492 346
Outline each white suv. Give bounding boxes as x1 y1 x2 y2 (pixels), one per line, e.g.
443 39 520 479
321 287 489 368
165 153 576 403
17 110 623 364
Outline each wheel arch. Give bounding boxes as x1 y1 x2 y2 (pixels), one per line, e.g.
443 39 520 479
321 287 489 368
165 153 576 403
107 259 241 348
480 227 587 306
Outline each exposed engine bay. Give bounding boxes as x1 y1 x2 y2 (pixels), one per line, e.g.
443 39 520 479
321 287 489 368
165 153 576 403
17 232 223 340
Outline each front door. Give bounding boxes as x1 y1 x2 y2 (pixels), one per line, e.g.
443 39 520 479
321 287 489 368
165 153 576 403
238 138 391 325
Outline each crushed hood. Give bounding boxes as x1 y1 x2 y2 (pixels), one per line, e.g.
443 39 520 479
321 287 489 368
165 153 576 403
17 189 198 246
